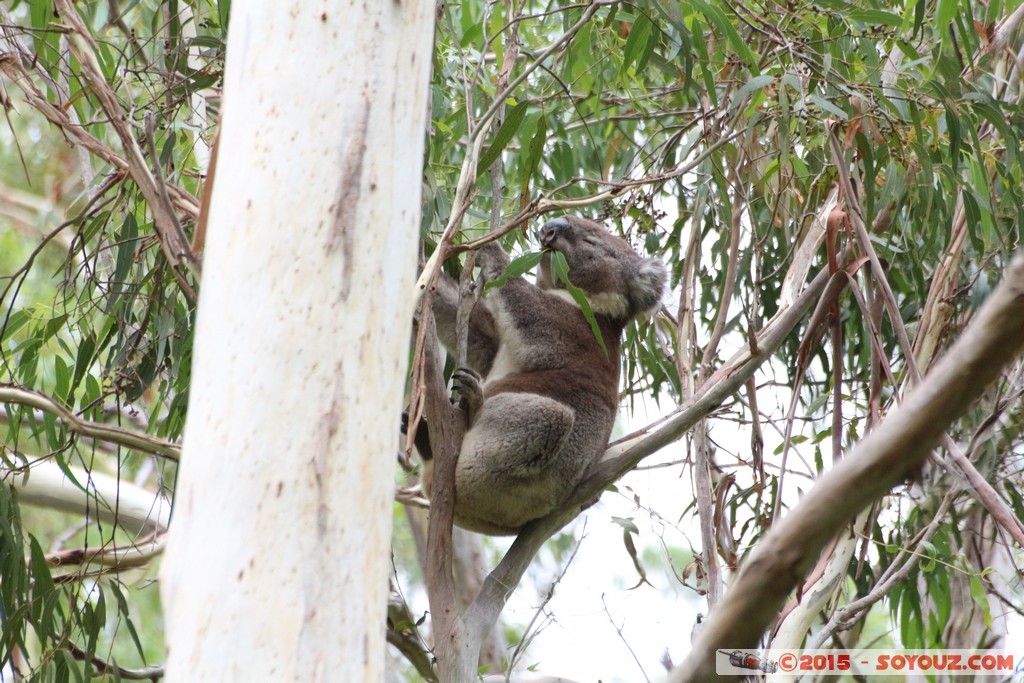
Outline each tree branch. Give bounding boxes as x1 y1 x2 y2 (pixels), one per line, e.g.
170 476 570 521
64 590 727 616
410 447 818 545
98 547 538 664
65 641 164 681
808 490 957 648
669 250 1024 682
0 386 180 460
387 587 437 682
7 459 171 534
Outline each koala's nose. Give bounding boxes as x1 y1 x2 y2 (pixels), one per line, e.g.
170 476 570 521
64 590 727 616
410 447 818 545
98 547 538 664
539 217 569 246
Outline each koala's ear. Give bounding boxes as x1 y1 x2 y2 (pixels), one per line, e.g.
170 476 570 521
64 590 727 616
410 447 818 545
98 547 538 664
629 257 668 317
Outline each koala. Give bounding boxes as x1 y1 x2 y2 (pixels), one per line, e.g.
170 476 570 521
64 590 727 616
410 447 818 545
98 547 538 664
422 215 667 535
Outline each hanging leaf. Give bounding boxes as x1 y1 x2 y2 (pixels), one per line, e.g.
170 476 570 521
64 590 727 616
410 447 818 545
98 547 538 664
548 251 607 356
622 14 655 74
477 101 529 177
482 250 544 294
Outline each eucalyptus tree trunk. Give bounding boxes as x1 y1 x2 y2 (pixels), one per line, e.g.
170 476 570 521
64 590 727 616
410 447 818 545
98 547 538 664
160 2 435 681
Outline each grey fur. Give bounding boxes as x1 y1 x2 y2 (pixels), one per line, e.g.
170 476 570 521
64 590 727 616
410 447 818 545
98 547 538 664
424 215 667 535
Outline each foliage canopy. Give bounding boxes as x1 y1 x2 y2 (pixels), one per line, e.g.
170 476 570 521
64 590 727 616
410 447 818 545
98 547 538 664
1 0 1023 679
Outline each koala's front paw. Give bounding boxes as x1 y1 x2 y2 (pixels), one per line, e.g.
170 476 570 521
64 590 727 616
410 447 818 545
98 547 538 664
453 367 484 422
474 242 510 282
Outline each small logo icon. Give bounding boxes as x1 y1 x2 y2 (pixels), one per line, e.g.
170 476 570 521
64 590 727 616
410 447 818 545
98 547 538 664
721 649 778 673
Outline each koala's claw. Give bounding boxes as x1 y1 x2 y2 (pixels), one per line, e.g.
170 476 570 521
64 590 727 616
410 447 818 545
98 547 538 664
453 367 484 421
453 367 482 394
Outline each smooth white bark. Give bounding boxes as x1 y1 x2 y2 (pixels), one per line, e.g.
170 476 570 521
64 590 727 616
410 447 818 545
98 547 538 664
767 508 872 683
7 460 170 534
160 2 435 681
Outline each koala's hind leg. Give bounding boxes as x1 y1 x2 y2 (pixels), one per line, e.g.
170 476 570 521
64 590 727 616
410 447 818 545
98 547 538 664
458 393 573 483
455 392 574 528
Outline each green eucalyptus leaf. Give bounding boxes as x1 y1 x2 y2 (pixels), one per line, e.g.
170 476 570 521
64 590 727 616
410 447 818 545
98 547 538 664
549 251 608 356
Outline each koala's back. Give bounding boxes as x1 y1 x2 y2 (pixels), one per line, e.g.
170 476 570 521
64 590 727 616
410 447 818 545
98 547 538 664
454 299 621 534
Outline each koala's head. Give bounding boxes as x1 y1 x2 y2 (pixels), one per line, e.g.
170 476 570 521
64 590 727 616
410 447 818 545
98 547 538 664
537 215 667 322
